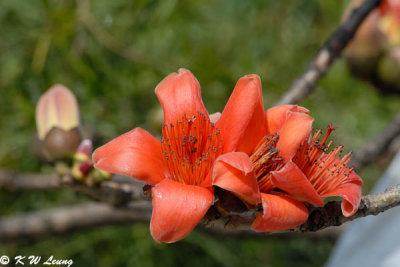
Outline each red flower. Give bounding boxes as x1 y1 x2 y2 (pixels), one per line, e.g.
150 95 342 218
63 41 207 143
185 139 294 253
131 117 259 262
270 123 363 217
213 104 363 232
92 69 262 243
213 105 312 231
254 106 362 231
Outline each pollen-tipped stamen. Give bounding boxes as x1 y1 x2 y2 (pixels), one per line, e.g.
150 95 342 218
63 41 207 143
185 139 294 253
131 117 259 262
161 112 223 185
250 134 285 193
293 125 355 196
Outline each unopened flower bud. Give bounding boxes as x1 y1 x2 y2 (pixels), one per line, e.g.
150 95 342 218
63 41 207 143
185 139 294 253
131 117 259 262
72 140 94 180
35 84 82 160
36 84 80 139
41 127 82 160
74 139 93 162
72 160 92 181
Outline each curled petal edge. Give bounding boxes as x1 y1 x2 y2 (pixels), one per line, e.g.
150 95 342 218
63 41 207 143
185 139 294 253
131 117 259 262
321 173 363 217
212 152 260 206
265 105 310 135
252 192 309 232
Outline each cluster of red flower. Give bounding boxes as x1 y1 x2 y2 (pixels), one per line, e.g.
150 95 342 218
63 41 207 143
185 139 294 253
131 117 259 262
93 69 362 243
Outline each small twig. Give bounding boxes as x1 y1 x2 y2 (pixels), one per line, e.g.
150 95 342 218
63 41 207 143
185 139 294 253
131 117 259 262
276 0 383 105
350 112 400 170
76 178 145 206
0 170 145 206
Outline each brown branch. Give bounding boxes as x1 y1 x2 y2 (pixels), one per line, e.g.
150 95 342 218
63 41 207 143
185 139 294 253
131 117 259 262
200 223 343 241
350 112 400 170
0 184 399 242
202 184 400 233
276 0 383 105
0 170 145 206
76 178 146 206
0 201 151 242
297 183 400 232
0 169 61 191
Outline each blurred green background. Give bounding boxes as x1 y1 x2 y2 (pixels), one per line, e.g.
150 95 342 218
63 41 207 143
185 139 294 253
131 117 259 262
1 0 399 266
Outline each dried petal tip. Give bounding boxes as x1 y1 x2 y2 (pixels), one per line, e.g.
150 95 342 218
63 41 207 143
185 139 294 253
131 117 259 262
36 84 80 140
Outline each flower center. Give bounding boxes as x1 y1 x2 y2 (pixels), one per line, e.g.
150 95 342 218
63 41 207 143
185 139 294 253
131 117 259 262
250 134 285 193
293 125 354 195
161 112 223 185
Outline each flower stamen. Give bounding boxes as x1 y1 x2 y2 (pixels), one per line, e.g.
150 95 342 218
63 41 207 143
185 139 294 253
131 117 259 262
250 134 285 193
161 112 223 185
293 126 354 196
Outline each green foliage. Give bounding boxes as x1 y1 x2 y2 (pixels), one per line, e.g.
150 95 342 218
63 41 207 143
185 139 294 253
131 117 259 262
0 0 398 266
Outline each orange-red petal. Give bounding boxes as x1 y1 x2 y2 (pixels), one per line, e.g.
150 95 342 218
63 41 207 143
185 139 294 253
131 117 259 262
276 111 313 162
92 127 166 185
265 105 309 135
155 68 208 124
251 192 309 232
271 161 324 206
150 179 214 243
212 152 260 205
216 74 266 154
321 173 362 217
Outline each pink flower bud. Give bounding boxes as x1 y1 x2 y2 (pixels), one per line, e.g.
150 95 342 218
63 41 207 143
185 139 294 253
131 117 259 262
35 85 82 160
75 139 93 159
36 84 80 140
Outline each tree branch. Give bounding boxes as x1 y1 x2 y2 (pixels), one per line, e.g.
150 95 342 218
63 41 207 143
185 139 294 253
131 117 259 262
0 169 60 190
0 170 145 206
72 175 147 206
0 201 151 242
200 184 400 233
1 184 399 242
350 112 400 170
297 183 400 232
276 0 383 105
